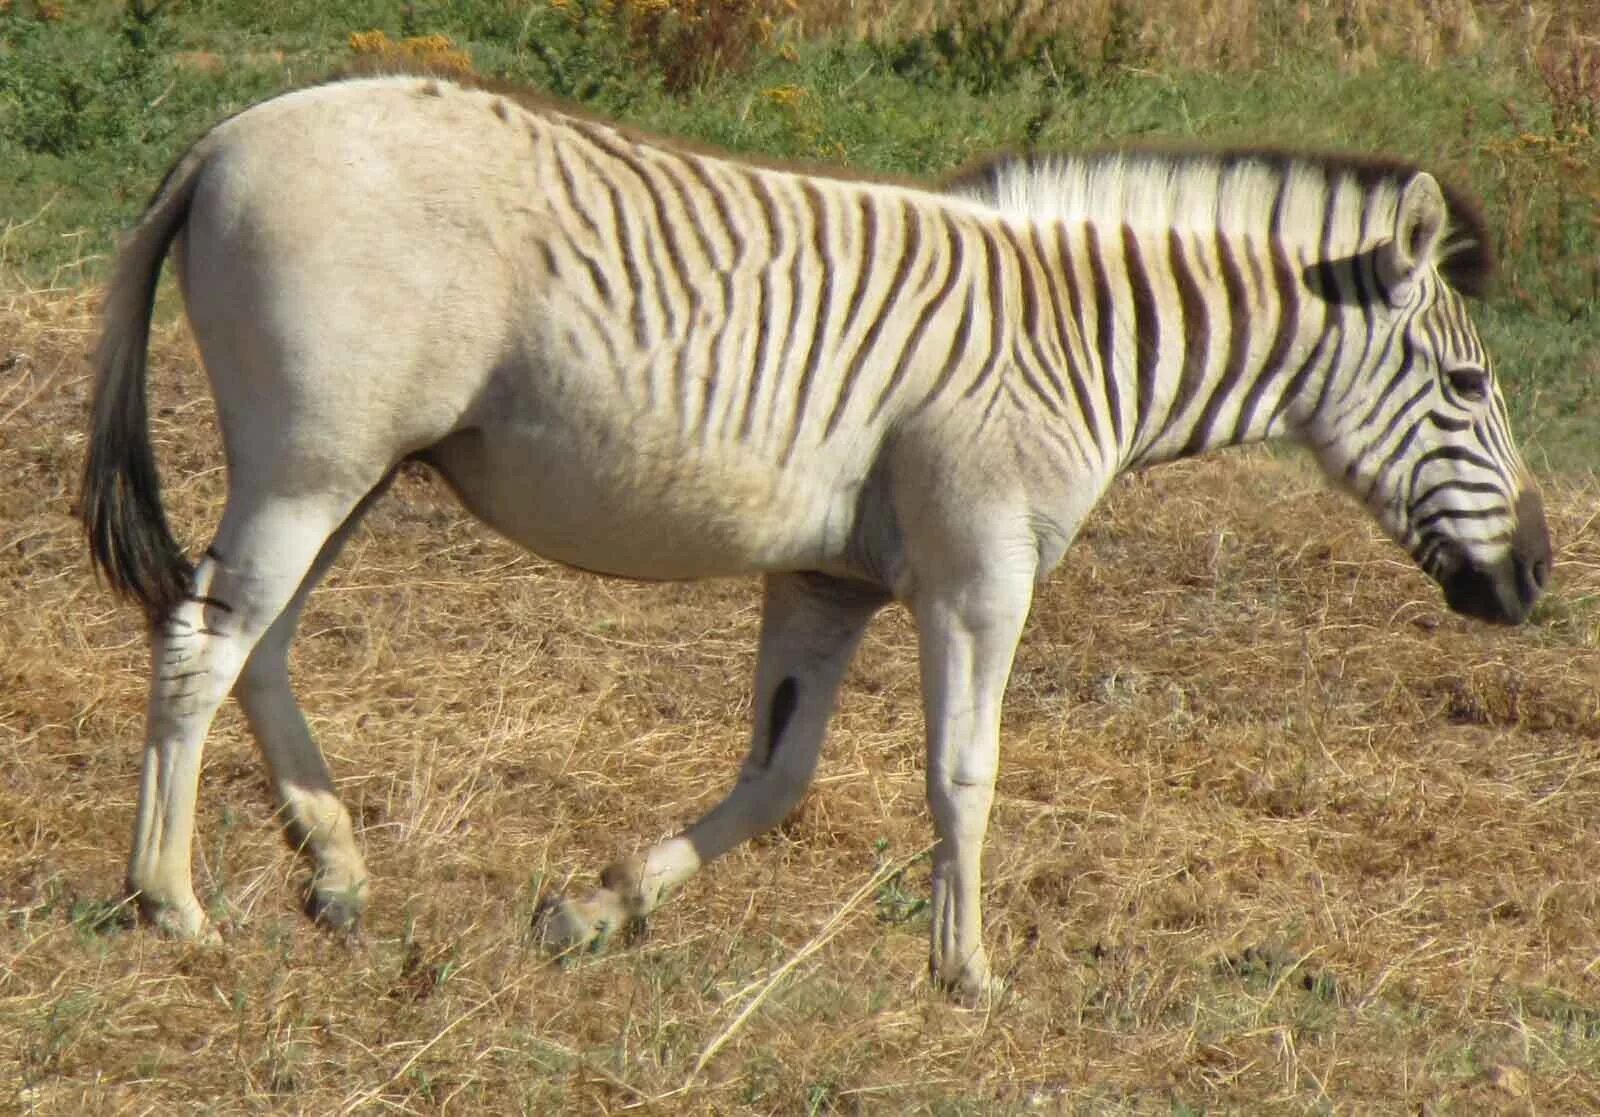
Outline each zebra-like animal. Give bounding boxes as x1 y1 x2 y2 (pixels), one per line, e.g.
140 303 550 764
82 75 1549 999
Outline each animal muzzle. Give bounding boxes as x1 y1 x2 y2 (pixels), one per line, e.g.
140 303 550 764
1437 487 1552 625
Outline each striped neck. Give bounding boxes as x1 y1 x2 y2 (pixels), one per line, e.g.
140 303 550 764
949 148 1491 473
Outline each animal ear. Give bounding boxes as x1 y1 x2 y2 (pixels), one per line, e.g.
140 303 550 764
1375 171 1448 306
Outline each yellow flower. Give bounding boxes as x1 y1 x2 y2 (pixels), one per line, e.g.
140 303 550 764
349 30 393 55
762 84 807 107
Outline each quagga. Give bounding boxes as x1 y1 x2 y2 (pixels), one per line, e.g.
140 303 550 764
82 74 1550 999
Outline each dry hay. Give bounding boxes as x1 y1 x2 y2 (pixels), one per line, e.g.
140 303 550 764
3 282 1600 1113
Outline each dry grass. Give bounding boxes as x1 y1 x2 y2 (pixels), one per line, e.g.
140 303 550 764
535 0 1600 98
5 281 1600 1113
768 0 1597 73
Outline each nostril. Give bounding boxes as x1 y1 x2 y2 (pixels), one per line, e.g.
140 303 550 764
1532 557 1550 590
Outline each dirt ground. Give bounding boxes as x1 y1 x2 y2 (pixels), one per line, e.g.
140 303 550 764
3 285 1600 1112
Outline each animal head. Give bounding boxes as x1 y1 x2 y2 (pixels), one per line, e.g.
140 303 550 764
1298 169 1549 624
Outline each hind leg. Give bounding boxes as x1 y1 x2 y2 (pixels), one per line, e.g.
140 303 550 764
232 474 395 931
127 484 379 940
543 572 888 950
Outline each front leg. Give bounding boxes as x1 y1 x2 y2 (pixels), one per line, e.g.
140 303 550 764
913 564 1034 1001
542 572 888 952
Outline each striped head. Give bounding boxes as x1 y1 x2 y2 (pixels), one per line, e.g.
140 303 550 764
946 146 1548 624
1301 170 1550 624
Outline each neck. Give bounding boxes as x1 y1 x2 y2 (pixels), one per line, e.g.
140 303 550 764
1035 219 1361 473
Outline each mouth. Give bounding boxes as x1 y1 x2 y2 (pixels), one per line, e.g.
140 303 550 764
1436 550 1547 626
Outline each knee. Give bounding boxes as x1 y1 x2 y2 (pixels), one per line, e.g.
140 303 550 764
234 646 288 708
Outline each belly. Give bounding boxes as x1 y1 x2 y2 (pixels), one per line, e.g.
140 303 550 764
421 419 860 580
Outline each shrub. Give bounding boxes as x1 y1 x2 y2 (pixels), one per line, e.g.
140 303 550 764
0 3 172 157
348 29 475 74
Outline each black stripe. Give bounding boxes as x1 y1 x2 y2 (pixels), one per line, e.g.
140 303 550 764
1122 224 1159 453
1354 331 1419 432
1364 383 1432 462
961 226 1009 402
1052 224 1102 449
1030 225 1095 425
586 134 694 335
658 156 724 273
1414 504 1511 531
977 380 1009 431
1083 224 1124 449
1346 193 1375 312
537 241 560 277
869 209 960 422
1268 250 1332 426
1408 444 1502 495
1242 235 1267 304
682 158 744 263
826 203 921 436
834 195 878 347
1306 198 1351 423
596 173 649 349
1008 342 1065 418
917 280 976 412
551 143 601 238
751 176 801 441
571 299 623 371
1162 230 1209 445
1181 231 1251 456
785 181 833 461
570 246 614 307
1354 414 1422 501
1479 412 1514 464
999 224 1069 415
1230 181 1301 442
738 266 773 441
1414 478 1505 508
680 162 748 427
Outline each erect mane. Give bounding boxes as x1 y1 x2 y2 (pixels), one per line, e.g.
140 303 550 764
944 146 1494 297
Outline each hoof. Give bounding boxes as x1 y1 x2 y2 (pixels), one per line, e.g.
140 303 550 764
136 894 221 945
305 881 367 935
931 948 998 1006
534 887 634 957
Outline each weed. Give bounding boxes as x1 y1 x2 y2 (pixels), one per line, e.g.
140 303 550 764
621 0 776 95
876 0 1096 96
348 27 474 73
66 896 134 940
23 991 99 1078
805 1078 840 1115
0 3 172 157
871 839 929 926
1516 986 1600 1041
1540 31 1600 138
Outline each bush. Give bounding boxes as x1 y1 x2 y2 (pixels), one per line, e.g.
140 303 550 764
0 4 173 157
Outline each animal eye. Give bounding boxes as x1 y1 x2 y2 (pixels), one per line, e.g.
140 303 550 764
1445 366 1490 403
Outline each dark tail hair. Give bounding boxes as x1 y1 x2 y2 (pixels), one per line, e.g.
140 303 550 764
81 145 208 625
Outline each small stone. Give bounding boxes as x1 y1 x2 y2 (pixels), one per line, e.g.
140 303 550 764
1487 1064 1528 1098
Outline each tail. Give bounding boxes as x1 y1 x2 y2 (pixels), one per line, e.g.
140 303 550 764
81 144 209 625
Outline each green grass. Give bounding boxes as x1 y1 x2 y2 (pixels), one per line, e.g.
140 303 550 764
2 0 1596 471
